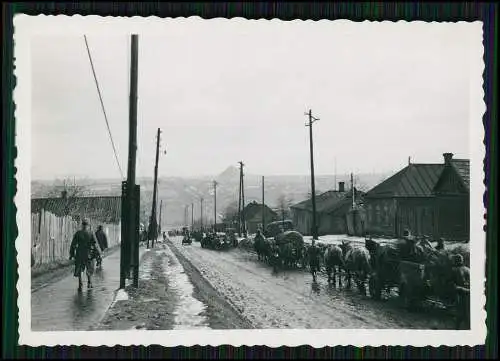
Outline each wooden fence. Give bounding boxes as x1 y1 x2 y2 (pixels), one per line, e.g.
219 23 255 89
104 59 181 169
31 209 121 266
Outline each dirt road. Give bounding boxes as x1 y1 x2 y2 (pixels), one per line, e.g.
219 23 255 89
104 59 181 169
168 236 455 330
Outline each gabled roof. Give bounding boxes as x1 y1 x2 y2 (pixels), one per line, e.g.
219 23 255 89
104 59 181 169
31 196 121 224
243 201 277 222
366 164 444 198
451 159 470 190
291 189 364 215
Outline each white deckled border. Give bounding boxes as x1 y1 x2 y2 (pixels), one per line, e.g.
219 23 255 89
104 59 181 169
14 14 486 347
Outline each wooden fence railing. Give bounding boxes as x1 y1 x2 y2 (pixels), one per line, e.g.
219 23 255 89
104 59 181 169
31 210 121 266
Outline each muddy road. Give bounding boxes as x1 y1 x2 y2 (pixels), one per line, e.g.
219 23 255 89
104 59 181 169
168 236 456 330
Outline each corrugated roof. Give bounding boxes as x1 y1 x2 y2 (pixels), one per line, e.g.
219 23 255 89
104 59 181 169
366 164 444 198
452 159 470 190
31 196 121 224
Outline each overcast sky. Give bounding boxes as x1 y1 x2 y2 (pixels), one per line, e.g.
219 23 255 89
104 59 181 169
31 19 479 180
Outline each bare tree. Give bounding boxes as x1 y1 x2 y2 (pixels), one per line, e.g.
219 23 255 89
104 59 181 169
221 200 239 225
46 178 87 198
277 194 292 224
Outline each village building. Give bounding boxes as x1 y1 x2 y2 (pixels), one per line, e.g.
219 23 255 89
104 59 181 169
364 153 470 240
31 192 121 266
290 182 364 236
242 201 278 234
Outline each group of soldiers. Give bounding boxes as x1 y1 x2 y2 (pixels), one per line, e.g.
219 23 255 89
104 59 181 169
69 219 109 291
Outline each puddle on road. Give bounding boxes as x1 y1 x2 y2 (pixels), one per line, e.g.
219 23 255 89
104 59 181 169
159 247 210 330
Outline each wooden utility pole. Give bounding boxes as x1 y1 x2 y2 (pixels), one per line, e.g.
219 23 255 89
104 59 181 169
121 34 139 289
261 176 265 231
351 173 355 209
158 199 162 236
149 128 161 249
191 203 194 230
238 161 246 236
213 181 218 231
200 197 204 231
305 109 319 243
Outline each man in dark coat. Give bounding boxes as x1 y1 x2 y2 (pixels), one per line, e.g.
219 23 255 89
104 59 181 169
70 219 100 291
95 225 108 252
451 254 470 329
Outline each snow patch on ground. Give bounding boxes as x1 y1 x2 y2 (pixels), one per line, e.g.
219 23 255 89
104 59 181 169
158 247 210 330
115 289 129 302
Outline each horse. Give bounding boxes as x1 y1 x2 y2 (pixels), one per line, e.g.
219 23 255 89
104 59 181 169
254 234 266 262
340 240 371 295
324 244 345 287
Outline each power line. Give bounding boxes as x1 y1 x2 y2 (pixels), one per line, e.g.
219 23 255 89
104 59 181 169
83 35 124 179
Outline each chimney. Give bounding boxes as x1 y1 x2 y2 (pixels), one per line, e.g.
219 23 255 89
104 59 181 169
61 190 68 199
338 182 345 192
443 153 454 166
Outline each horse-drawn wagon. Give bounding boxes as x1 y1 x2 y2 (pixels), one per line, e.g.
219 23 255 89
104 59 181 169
365 236 470 313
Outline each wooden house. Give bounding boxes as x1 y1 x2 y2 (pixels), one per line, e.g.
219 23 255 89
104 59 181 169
242 201 278 234
364 153 470 240
290 182 364 236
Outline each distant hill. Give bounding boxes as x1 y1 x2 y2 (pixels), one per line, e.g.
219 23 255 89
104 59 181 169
31 168 391 228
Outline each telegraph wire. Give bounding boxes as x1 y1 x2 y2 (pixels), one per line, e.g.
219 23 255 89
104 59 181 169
84 35 125 179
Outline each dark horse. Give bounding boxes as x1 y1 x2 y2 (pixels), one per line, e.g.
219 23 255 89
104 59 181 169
323 244 345 287
339 240 371 295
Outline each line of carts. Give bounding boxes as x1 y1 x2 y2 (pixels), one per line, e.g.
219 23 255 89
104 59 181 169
181 227 238 250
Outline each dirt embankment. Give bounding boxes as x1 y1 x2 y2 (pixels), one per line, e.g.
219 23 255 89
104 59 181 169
97 242 253 331
97 250 177 330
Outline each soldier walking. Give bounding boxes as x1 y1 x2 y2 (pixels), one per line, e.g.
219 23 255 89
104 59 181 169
70 219 100 291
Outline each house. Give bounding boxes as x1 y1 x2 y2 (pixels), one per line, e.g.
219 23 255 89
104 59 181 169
290 182 364 236
242 201 278 234
31 192 122 266
364 153 470 240
433 154 470 240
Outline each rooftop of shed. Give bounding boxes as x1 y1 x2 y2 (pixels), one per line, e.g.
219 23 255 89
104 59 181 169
31 196 121 224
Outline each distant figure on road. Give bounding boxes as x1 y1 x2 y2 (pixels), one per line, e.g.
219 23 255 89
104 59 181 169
70 219 100 291
95 225 108 268
163 231 167 242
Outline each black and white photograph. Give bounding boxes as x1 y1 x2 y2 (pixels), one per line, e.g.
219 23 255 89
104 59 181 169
15 15 485 347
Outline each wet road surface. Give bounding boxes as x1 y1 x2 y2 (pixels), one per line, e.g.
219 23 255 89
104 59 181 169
168 236 455 329
31 249 122 331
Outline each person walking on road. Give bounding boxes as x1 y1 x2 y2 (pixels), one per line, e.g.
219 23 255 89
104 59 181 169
70 219 100 291
95 225 108 268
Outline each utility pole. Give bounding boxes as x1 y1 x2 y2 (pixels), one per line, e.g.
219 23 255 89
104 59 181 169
305 109 319 243
238 161 246 236
191 203 194 230
121 34 139 289
158 199 162 237
200 197 204 232
351 172 355 209
213 180 218 232
149 127 161 249
261 176 265 231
